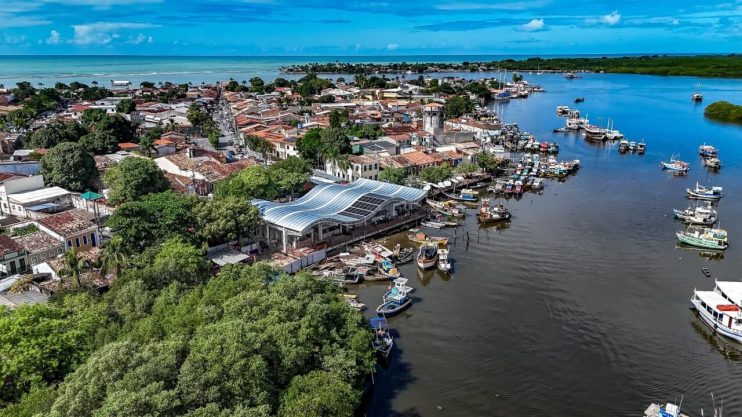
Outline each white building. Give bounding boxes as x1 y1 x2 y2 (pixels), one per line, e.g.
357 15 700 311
325 154 380 182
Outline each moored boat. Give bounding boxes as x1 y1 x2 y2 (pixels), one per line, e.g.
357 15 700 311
370 317 393 359
421 220 445 229
636 141 646 154
686 182 723 200
376 287 413 316
416 243 439 270
437 248 452 272
477 200 511 223
379 258 401 279
426 198 465 217
673 203 717 225
704 157 722 170
443 189 479 203
676 226 728 250
690 284 742 343
660 155 689 172
643 403 690 417
407 230 449 247
574 97 584 103
698 144 718 158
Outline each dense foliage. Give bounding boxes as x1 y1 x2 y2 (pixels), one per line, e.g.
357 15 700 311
378 167 408 185
704 101 742 125
103 157 170 205
420 164 453 183
281 55 742 78
444 95 475 118
40 142 97 191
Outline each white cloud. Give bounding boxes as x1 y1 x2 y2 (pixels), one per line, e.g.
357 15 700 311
599 10 621 25
72 22 159 45
0 35 28 45
387 43 399 50
522 18 545 31
46 30 61 44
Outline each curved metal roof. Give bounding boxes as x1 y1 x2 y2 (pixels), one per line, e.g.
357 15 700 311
253 178 427 233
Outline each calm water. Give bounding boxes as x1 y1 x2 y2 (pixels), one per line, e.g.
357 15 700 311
358 73 742 416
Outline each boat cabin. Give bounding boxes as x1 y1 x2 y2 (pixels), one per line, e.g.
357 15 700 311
691 290 742 341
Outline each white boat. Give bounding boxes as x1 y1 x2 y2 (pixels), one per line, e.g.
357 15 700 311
437 249 452 272
556 105 570 116
383 278 415 302
690 282 742 342
644 403 690 417
660 155 689 172
686 182 723 200
421 220 445 229
583 124 606 139
673 203 717 225
416 243 439 270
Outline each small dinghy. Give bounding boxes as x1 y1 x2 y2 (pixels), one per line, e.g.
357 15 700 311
701 267 711 277
370 317 393 359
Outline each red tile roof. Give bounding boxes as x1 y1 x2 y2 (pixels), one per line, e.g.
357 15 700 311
37 210 96 237
0 235 24 257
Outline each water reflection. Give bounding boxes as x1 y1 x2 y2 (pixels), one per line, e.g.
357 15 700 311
689 312 742 361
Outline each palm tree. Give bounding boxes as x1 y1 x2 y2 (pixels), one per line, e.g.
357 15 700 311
99 237 128 279
245 135 273 161
91 80 98 87
139 134 156 157
59 249 90 288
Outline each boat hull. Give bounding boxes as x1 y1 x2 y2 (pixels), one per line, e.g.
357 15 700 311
686 190 722 200
676 233 728 250
417 257 438 270
376 298 412 316
690 298 742 343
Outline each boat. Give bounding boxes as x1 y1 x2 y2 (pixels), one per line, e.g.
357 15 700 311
704 157 722 170
443 189 479 203
660 155 689 172
702 267 711 277
548 142 559 154
618 139 629 152
556 105 570 116
531 178 544 191
673 203 717 225
379 258 401 279
628 141 637 151
370 317 393 359
583 124 606 139
514 180 523 194
437 248 452 272
365 243 395 260
564 72 580 79
574 97 584 103
407 230 449 247
470 181 488 189
477 200 511 223
376 286 413 317
394 245 415 264
698 144 718 158
421 220 445 229
426 199 465 217
637 141 646 154
643 403 690 417
383 277 415 302
676 226 728 250
692 84 703 102
690 282 742 342
331 267 366 285
686 182 723 200
345 298 366 311
416 243 439 270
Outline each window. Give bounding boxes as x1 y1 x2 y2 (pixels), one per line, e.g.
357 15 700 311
75 238 80 247
19 258 25 272
91 233 97 247
41 253 47 260
32 256 37 264
67 240 72 248
83 235 88 245
9 261 16 275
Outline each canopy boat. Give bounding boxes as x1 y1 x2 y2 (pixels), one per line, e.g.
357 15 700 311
690 283 742 343
704 157 722 170
676 226 728 250
477 200 511 224
618 139 629 152
574 97 584 103
383 278 415 302
556 105 570 116
636 141 646 154
443 188 479 203
660 155 689 172
698 144 718 158
394 245 415 264
370 317 394 359
416 243 439 270
686 182 723 200
376 286 413 317
673 203 717 225
407 230 449 247
628 141 637 151
379 258 401 279
331 267 366 285
426 198 465 217
437 249 452 272
643 403 690 417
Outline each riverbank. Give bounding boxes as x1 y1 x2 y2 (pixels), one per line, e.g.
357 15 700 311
281 55 742 78
704 101 742 125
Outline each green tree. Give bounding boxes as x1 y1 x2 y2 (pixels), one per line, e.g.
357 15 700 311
105 191 195 253
319 128 351 159
93 114 137 143
214 165 276 200
137 127 162 157
444 95 474 118
245 135 273 160
249 77 265 93
78 130 119 155
27 120 87 149
279 371 357 417
420 164 453 183
40 142 97 191
192 197 261 246
477 151 505 173
98 236 129 279
103 157 169 205
115 99 136 114
81 108 107 127
58 249 90 288
455 162 479 175
296 128 323 167
152 237 209 287
378 167 408 185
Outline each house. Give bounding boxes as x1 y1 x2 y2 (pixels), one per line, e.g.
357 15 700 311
155 148 256 196
325 154 380 182
154 139 177 155
36 209 99 251
0 235 29 277
13 229 64 266
118 142 141 152
0 175 72 218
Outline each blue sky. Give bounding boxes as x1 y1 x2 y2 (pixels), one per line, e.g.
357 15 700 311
0 0 739 55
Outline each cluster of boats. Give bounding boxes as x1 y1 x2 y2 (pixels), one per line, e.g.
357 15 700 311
698 144 722 170
618 139 646 154
555 106 626 141
675 183 727 251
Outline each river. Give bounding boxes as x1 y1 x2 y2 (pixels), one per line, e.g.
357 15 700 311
358 72 742 417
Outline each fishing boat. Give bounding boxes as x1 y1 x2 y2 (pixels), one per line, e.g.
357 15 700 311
531 178 544 191
704 157 722 170
379 258 401 279
556 105 570 116
583 124 606 140
548 142 559 154
660 155 689 172
564 72 580 79
702 267 711 277
407 230 449 247
618 139 629 152
370 317 393 359
690 282 742 343
383 277 415 302
514 180 523 194
469 181 488 189
437 248 452 272
643 403 690 417
637 141 646 154
686 182 723 200
421 220 445 229
692 84 703 102
376 286 413 317
345 298 366 311
673 203 717 225
574 97 584 103
443 188 478 203
394 245 415 264
426 199 465 217
698 144 718 158
331 267 366 285
416 243 439 270
676 226 728 250
628 141 637 152
477 200 511 223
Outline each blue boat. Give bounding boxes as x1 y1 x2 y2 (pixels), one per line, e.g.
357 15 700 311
370 317 394 359
686 182 723 200
376 286 413 316
383 278 414 302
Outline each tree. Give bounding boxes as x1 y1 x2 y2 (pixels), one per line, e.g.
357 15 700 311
81 108 107 127
40 142 97 191
420 164 453 183
140 81 155 88
279 371 357 417
137 131 157 157
378 167 407 185
115 99 136 114
103 157 169 205
192 197 261 246
249 77 265 93
214 165 276 200
93 114 136 143
296 128 323 167
78 130 118 155
58 249 92 288
98 236 128 279
244 135 273 160
105 191 195 253
27 120 87 149
512 72 523 82
455 162 479 175
477 151 505 173
152 238 209 287
444 95 474 118
319 128 351 159
328 109 346 128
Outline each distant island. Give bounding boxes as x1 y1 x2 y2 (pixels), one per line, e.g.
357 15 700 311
281 55 742 78
704 101 742 125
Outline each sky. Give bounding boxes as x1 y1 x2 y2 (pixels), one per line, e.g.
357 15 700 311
0 0 740 55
